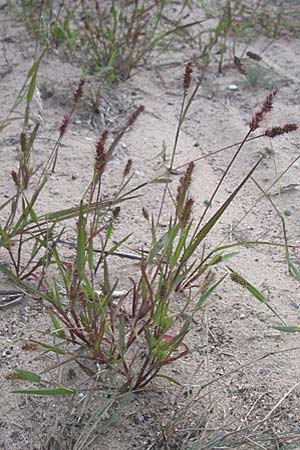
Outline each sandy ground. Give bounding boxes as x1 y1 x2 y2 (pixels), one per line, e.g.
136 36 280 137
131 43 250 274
1 4 300 450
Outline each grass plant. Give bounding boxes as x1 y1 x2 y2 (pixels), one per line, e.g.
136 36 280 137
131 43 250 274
1 60 299 399
1 2 300 448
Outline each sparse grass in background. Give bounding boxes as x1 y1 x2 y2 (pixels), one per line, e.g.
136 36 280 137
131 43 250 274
11 0 300 87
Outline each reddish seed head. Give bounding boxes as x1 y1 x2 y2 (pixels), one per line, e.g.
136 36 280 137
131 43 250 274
59 114 69 138
112 206 121 219
142 207 149 221
249 90 277 131
183 61 193 94
131 28 141 45
176 161 194 203
264 123 298 138
11 170 19 187
180 198 194 228
21 342 38 351
72 78 85 105
126 105 144 128
95 130 108 174
159 282 168 302
123 159 132 178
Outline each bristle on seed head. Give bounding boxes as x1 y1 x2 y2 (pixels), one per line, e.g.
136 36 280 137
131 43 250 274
249 90 277 131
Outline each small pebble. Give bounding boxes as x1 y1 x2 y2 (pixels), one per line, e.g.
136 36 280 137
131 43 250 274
284 209 292 216
289 299 300 310
259 367 270 375
227 84 238 91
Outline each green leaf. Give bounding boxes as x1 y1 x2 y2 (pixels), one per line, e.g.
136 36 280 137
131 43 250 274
106 234 132 256
28 204 38 223
32 341 66 355
38 198 115 223
149 178 172 184
209 252 239 265
0 263 50 301
181 158 262 264
77 201 85 279
194 275 227 312
51 277 62 308
12 388 75 396
27 123 40 153
10 369 41 383
26 75 36 105
170 223 192 269
105 221 113 240
87 239 94 274
155 303 168 328
165 222 180 264
12 175 48 234
273 325 300 333
155 374 182 386
227 266 284 323
24 48 47 127
49 310 66 339
288 260 300 279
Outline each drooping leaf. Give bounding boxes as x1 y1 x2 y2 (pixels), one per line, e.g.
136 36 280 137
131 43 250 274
8 369 41 383
273 325 300 333
227 266 265 302
227 266 284 323
12 388 75 396
32 341 66 355
155 374 182 386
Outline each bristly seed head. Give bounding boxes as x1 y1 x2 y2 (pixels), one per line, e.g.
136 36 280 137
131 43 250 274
230 271 246 287
59 114 69 138
72 78 85 105
183 61 193 94
131 28 141 45
264 123 298 138
95 130 108 174
180 198 194 228
112 206 121 219
126 105 144 128
123 159 132 178
11 170 19 187
159 281 168 302
20 132 27 153
176 162 194 204
142 207 149 221
176 162 194 226
249 90 277 131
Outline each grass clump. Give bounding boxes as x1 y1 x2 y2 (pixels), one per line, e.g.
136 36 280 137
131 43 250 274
8 0 199 83
1 56 299 400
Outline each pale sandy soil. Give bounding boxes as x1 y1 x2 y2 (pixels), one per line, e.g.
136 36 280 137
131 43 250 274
1 3 300 450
